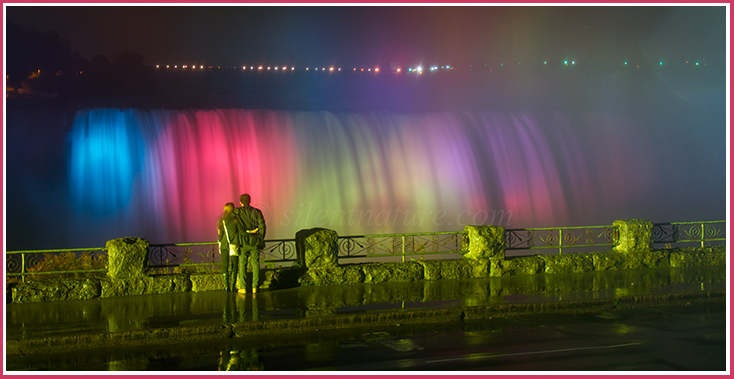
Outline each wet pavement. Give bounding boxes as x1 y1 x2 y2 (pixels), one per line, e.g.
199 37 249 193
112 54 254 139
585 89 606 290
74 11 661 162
4 266 728 371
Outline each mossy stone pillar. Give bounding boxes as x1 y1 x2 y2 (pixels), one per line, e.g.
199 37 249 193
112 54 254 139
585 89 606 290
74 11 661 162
296 228 339 269
463 225 505 260
613 219 653 253
106 237 149 279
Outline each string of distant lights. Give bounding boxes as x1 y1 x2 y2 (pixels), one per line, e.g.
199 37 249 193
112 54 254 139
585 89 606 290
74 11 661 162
154 59 710 73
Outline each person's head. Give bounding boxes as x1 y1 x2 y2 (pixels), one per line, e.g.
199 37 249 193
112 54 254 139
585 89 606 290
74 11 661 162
239 193 251 207
223 202 235 214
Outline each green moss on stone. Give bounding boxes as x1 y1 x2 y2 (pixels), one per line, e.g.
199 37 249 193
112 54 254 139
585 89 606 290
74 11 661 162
298 228 339 269
106 237 149 279
463 225 505 260
613 219 653 253
540 253 594 274
362 262 423 283
670 247 726 268
298 266 361 287
11 278 101 303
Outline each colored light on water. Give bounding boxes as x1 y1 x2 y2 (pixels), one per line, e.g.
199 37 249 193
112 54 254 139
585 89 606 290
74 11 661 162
65 108 662 243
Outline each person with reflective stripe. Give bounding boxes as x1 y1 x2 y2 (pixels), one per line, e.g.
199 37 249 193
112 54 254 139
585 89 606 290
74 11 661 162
217 202 240 292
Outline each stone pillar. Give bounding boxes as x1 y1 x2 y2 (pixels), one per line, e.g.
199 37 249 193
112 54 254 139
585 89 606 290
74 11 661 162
613 219 653 253
463 225 505 260
296 228 339 269
106 237 149 279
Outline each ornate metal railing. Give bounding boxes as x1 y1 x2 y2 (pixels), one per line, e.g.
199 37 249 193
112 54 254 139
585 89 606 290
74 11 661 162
652 220 726 248
148 242 220 272
7 220 726 280
337 231 464 262
505 225 618 255
148 239 299 272
5 247 107 283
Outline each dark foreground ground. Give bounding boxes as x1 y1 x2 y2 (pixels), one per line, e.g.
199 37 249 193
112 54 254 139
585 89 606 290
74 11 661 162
5 266 728 372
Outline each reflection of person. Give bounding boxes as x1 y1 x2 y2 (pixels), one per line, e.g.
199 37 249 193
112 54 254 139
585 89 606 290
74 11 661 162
233 194 266 294
217 203 239 292
222 289 248 324
219 349 265 371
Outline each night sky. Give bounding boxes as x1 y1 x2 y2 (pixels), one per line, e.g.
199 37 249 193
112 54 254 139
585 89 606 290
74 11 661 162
5 5 725 69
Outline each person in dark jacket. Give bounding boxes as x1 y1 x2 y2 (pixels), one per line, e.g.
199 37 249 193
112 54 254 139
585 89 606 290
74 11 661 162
233 193 266 294
217 202 239 292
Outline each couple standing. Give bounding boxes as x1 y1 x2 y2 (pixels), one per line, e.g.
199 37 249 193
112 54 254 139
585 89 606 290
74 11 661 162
217 194 266 294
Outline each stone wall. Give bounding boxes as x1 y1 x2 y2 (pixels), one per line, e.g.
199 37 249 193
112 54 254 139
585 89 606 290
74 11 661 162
8 221 727 303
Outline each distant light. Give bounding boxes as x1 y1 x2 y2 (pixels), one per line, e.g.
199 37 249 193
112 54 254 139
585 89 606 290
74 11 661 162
322 68 325 71
315 68 318 71
282 67 287 70
258 66 263 70
571 61 575 65
354 68 356 71
201 66 204 69
274 67 278 70
624 61 628 65
564 60 568 65
501 63 503 66
375 68 379 72
361 68 364 71
292 67 295 70
696 62 699 66
397 68 401 72
183 65 187 68
250 66 253 70
408 68 412 72
156 65 160 68
368 68 371 71
306 68 309 70
660 62 663 65
267 67 271 70
174 65 177 68
446 65 450 69
243 66 246 70
330 67 334 71
416 66 422 72
543 61 547 65
338 68 341 71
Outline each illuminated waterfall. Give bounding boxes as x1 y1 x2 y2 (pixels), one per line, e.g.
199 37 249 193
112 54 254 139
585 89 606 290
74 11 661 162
67 108 656 244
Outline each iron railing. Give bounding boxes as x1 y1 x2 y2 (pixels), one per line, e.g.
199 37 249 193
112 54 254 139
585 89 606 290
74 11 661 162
652 220 726 248
337 231 464 262
505 225 618 255
148 239 299 272
5 247 107 283
6 220 726 281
